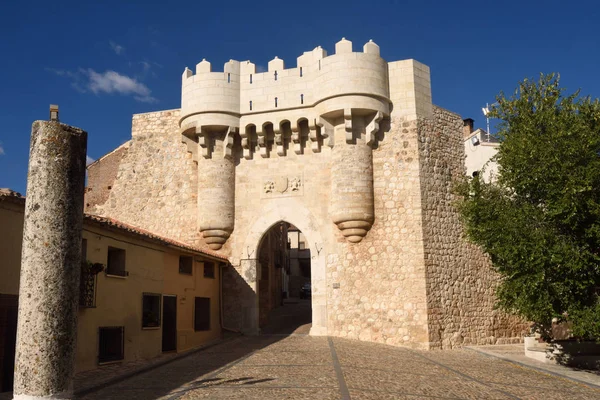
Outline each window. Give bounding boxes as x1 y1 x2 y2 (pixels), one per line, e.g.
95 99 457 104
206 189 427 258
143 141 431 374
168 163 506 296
274 71 278 81
106 247 126 276
250 74 252 84
98 326 124 363
249 100 252 111
179 256 193 275
300 94 304 105
300 67 303 77
203 262 215 279
80 238 97 308
194 297 210 331
275 97 278 108
227 73 230 83
142 293 161 328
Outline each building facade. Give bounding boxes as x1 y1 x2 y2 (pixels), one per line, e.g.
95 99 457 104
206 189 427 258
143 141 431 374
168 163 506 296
0 189 226 392
463 118 500 181
86 38 528 350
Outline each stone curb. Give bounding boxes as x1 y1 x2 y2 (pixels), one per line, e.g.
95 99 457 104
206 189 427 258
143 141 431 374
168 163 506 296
464 346 600 390
74 334 243 397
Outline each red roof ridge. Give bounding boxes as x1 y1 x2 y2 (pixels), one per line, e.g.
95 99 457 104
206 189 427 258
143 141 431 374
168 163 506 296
0 189 227 261
84 214 228 261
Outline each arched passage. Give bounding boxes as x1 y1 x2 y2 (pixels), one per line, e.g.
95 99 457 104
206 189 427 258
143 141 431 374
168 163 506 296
255 222 312 333
238 199 328 336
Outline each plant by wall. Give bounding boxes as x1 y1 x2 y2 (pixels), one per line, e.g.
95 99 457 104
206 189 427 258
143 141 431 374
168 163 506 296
456 74 600 340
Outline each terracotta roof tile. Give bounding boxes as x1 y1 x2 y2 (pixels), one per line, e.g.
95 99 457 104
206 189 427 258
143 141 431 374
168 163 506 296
0 188 227 262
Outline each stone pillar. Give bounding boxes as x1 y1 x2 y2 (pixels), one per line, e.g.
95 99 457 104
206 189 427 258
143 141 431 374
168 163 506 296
330 114 374 242
198 128 235 250
13 121 87 399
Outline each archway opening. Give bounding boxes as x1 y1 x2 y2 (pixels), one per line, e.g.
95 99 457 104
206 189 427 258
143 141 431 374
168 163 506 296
257 222 312 334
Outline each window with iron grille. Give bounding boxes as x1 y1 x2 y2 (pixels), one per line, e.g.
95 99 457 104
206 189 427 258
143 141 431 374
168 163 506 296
98 326 124 363
142 293 161 328
203 262 215 279
106 247 127 276
179 256 193 275
194 297 210 331
79 238 97 308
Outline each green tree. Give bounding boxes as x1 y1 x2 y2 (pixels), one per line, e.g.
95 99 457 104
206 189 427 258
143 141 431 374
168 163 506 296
457 73 600 340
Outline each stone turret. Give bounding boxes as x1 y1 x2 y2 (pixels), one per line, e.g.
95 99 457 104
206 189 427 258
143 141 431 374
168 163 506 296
179 37 431 246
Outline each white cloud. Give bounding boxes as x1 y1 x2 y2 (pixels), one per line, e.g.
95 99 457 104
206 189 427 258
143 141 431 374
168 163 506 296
46 67 158 103
109 41 125 55
86 155 95 166
86 69 156 103
0 143 4 155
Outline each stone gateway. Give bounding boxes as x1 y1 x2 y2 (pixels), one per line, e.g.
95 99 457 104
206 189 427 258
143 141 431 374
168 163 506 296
86 38 528 349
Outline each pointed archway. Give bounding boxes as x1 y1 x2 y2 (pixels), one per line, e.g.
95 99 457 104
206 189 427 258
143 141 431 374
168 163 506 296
238 198 328 336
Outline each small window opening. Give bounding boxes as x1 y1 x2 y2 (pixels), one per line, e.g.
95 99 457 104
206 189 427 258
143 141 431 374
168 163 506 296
107 247 126 277
204 262 215 279
318 60 321 70
227 73 230 83
250 74 252 84
275 97 278 107
179 256 193 275
300 94 304 104
249 100 253 111
300 67 303 77
274 71 278 81
98 327 124 363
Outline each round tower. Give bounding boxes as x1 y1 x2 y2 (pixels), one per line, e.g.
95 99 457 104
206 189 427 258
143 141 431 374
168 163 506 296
318 38 388 242
330 116 374 242
180 59 241 250
196 127 237 250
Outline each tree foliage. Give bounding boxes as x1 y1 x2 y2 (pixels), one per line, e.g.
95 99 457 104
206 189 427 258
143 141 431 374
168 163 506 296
457 74 600 339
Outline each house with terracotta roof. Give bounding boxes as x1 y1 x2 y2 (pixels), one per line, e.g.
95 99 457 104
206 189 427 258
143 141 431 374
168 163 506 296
0 189 228 392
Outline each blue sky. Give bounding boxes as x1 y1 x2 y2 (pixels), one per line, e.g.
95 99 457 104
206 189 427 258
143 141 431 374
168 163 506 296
1 0 599 194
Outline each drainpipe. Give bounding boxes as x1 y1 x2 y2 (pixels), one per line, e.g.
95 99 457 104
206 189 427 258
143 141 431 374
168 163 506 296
219 263 241 333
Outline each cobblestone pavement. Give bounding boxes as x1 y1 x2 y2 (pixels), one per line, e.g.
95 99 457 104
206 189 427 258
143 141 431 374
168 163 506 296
76 332 600 400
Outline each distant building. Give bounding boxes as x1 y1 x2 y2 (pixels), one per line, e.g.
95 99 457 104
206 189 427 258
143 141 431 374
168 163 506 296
0 189 226 392
287 225 311 298
463 118 500 181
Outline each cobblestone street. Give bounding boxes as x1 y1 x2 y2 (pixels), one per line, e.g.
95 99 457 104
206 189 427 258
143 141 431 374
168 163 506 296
75 301 600 400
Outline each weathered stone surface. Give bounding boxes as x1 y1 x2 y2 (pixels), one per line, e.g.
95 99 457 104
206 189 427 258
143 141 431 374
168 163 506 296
84 142 129 213
86 41 528 349
14 121 87 399
86 110 198 245
418 107 528 349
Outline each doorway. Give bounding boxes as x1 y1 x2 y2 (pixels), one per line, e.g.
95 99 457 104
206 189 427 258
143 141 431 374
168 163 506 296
0 294 18 392
257 222 312 334
162 295 177 352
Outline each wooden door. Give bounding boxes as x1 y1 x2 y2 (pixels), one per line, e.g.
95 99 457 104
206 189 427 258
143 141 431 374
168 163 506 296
162 296 177 352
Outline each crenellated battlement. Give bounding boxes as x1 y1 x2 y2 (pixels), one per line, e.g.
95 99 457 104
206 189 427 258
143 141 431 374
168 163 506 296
180 38 432 136
181 38 380 79
180 37 420 129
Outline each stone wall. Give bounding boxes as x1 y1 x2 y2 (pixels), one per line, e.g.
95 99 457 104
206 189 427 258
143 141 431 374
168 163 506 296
324 115 431 349
87 109 199 244
418 107 528 349
89 105 528 349
85 143 129 213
